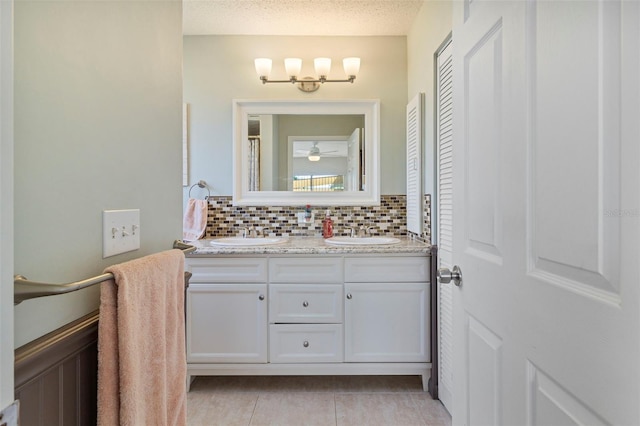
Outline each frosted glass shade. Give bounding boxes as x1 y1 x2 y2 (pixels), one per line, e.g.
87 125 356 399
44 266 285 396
254 58 272 78
314 58 332 77
308 154 321 161
284 58 302 78
343 57 361 77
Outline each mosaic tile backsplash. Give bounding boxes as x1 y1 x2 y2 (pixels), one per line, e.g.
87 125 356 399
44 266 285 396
204 194 432 244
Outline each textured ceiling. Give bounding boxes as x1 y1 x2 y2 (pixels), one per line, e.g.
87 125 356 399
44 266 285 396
183 0 426 36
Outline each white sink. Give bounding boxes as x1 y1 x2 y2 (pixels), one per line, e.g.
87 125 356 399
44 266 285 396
209 237 287 246
324 236 401 246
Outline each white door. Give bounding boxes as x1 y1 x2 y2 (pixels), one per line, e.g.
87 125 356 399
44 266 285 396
0 0 15 409
449 1 639 425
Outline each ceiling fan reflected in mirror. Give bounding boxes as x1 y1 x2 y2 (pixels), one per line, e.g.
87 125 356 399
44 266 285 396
296 141 339 162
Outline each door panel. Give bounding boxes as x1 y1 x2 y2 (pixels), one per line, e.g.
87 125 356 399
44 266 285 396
466 315 502 426
527 362 607 426
528 0 622 300
464 20 504 265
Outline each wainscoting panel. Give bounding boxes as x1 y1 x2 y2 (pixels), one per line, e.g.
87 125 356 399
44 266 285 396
15 310 99 426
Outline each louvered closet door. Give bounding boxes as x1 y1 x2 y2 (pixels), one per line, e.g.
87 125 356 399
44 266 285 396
436 38 453 414
406 93 423 235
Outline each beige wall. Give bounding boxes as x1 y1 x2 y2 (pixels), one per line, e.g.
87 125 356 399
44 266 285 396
13 0 183 347
407 0 453 243
183 35 407 203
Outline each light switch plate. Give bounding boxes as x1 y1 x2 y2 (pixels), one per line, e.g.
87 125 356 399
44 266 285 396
297 211 315 225
0 400 19 426
103 209 140 258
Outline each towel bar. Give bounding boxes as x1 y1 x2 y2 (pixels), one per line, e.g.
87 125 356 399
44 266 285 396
14 240 195 305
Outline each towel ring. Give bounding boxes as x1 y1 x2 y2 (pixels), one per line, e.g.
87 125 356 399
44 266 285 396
189 180 210 199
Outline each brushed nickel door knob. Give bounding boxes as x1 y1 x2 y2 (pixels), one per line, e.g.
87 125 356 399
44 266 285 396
437 266 463 286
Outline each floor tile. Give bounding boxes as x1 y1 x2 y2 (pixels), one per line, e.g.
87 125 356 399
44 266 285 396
335 393 426 426
186 376 452 426
410 394 452 426
332 375 424 393
187 391 258 426
250 392 336 426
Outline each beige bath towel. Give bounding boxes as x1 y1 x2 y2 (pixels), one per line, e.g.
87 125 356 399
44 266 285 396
98 249 186 426
182 198 208 241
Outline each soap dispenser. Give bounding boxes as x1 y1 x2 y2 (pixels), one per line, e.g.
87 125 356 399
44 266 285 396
322 209 334 238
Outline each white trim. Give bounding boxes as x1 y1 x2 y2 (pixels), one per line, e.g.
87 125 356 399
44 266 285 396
0 0 14 406
232 99 380 206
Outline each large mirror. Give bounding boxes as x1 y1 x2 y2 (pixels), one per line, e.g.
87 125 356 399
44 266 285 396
233 99 380 206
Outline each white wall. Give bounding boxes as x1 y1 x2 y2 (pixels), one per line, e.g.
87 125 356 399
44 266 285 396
407 0 453 243
183 35 407 204
13 0 183 347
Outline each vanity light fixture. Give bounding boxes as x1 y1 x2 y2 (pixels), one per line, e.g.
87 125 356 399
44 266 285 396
254 57 360 92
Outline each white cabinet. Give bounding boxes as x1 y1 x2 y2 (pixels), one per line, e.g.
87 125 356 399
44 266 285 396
186 284 267 363
268 257 344 363
269 284 343 324
185 253 431 390
269 324 343 363
186 257 268 368
344 282 429 362
344 256 430 363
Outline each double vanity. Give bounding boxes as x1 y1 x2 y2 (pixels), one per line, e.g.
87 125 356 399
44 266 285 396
184 236 433 391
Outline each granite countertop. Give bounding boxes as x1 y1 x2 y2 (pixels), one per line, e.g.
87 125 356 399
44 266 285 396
186 236 432 256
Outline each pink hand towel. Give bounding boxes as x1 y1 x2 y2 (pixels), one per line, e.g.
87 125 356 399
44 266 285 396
182 198 208 241
97 249 186 426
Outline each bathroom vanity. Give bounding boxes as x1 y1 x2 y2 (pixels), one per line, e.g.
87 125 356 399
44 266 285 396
184 237 432 391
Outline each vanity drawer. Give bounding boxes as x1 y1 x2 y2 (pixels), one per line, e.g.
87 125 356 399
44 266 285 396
345 256 429 283
269 324 343 363
186 257 268 283
269 284 343 324
269 257 343 283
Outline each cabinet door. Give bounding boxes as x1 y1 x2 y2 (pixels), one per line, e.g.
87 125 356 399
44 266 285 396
186 284 267 363
344 282 430 362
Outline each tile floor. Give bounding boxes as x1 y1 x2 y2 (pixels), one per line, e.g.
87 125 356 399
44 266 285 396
187 375 452 426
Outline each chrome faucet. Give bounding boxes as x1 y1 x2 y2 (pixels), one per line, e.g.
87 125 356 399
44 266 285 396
240 227 257 238
350 225 374 238
240 226 269 238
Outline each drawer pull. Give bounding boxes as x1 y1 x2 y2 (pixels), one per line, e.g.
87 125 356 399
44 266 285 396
303 341 309 348
302 300 309 307
346 293 352 299
259 294 265 301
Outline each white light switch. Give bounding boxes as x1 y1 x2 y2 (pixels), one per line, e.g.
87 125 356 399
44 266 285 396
0 400 19 426
103 209 140 258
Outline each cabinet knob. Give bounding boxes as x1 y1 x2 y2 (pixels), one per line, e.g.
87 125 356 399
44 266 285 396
302 300 309 307
258 294 265 301
303 341 309 348
346 293 352 299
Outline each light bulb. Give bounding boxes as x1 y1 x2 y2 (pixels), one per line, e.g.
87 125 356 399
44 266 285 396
343 57 360 77
254 58 272 78
314 58 332 78
284 58 302 79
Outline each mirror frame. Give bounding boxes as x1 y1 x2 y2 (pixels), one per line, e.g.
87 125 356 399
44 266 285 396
232 99 380 206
